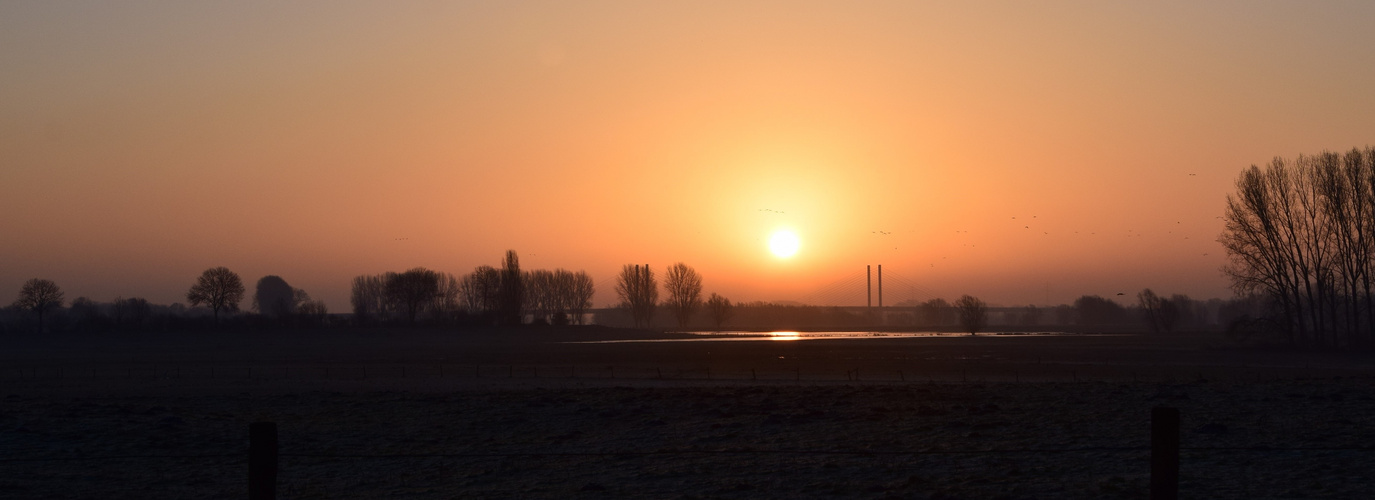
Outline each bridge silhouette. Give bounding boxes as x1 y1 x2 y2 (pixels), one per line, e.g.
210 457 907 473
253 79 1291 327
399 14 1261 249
589 266 942 309
798 265 939 308
591 265 957 309
588 265 1037 328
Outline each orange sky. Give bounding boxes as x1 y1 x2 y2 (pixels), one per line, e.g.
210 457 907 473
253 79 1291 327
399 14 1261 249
4 1 1375 311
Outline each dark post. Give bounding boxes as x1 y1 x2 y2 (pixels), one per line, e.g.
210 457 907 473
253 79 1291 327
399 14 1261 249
877 264 883 308
249 422 278 500
1151 407 1179 500
866 265 872 309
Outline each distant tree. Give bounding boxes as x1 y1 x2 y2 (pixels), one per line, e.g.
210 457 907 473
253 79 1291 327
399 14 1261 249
497 250 524 325
112 296 128 328
663 263 703 328
569 270 595 325
13 278 65 333
430 272 461 325
523 269 555 324
1166 294 1196 331
616 264 658 328
547 269 575 325
112 296 151 331
1052 304 1076 326
67 297 98 331
706 293 733 330
1073 295 1128 326
296 300 328 327
955 294 987 335
187 267 245 326
1138 288 1163 333
350 274 389 324
1020 304 1042 327
385 267 440 325
459 266 502 320
918 298 953 328
253 275 296 319
1157 296 1181 333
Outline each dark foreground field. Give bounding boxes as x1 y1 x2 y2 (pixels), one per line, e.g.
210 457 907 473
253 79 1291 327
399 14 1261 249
3 327 1375 498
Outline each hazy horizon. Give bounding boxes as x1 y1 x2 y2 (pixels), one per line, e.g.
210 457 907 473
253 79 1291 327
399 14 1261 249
5 1 1375 312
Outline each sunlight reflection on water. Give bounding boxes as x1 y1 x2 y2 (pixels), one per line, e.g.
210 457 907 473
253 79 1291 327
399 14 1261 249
569 331 1075 344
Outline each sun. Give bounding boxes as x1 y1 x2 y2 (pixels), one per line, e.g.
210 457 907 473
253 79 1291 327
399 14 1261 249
769 230 801 258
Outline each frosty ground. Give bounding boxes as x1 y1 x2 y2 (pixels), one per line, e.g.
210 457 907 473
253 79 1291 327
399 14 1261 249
2 327 1374 499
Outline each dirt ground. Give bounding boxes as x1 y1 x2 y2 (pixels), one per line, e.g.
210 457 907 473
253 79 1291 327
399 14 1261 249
2 327 1374 499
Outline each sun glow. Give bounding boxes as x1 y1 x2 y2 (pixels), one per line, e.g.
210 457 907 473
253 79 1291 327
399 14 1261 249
769 230 801 258
768 331 802 341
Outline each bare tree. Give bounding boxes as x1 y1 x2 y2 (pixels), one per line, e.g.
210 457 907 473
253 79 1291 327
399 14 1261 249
386 267 440 325
569 270 595 325
498 250 524 326
548 269 575 325
524 269 555 324
663 262 703 328
459 266 501 320
186 267 245 326
1138 288 1163 333
296 300 328 327
13 278 64 333
68 297 104 332
955 294 987 335
917 298 954 328
112 296 151 330
1221 147 1375 347
706 293 733 330
430 272 461 325
350 274 389 324
1157 297 1181 333
1167 294 1197 331
616 264 658 328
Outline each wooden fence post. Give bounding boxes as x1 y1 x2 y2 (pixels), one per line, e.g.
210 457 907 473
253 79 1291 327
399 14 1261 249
1151 407 1179 500
249 422 278 500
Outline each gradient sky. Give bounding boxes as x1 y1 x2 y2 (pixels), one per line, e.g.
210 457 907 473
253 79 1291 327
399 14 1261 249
4 1 1375 311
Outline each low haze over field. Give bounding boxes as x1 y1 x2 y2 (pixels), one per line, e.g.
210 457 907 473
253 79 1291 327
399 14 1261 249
4 1 1375 310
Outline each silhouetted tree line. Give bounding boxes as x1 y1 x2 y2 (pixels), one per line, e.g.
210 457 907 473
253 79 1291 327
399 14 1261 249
350 251 595 327
616 264 659 328
1 267 331 334
522 268 596 326
252 275 329 328
1221 147 1375 347
351 268 469 326
888 294 1243 334
1137 289 1215 334
606 262 723 329
5 255 1264 336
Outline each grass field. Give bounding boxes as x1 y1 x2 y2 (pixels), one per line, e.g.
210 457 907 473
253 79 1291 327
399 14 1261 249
2 326 1374 498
